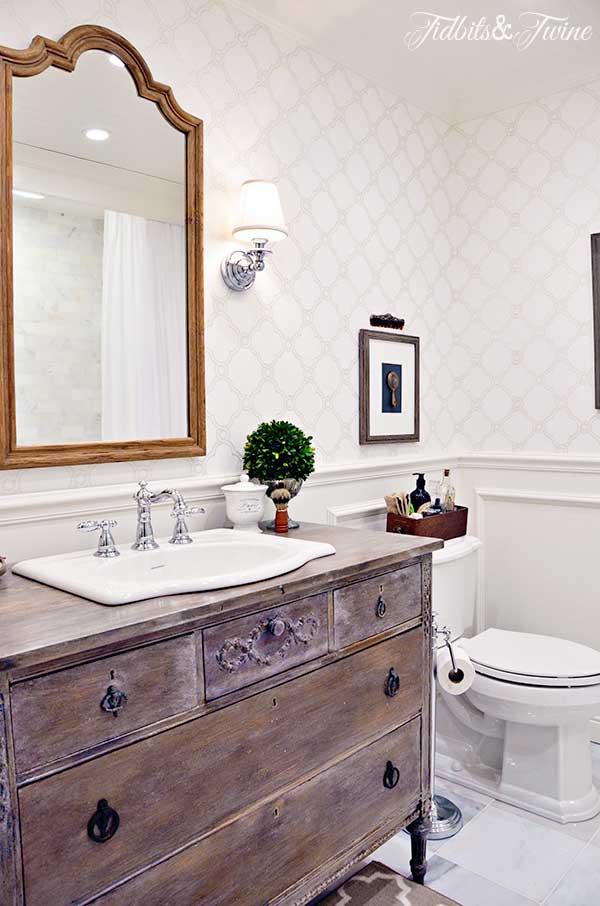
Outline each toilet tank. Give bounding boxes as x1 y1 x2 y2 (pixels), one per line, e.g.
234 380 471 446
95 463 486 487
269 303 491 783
432 535 481 642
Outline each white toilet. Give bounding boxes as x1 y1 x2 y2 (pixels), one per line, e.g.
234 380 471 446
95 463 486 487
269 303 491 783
433 535 600 824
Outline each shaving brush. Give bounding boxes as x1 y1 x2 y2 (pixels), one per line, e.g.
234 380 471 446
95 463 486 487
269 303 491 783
271 486 291 534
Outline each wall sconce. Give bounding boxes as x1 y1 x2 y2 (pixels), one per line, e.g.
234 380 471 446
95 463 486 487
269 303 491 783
221 180 287 292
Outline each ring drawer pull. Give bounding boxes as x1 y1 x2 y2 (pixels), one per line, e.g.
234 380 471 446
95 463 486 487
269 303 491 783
87 799 120 843
385 667 400 698
100 684 128 716
383 760 400 789
216 614 318 674
376 595 387 618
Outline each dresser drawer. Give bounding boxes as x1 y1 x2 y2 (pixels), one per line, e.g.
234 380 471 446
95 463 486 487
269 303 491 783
98 718 421 906
203 592 329 699
18 629 424 906
334 563 422 648
12 635 199 773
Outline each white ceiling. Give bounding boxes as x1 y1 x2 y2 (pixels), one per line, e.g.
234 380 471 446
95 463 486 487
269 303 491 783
234 0 600 123
13 50 184 182
12 49 185 222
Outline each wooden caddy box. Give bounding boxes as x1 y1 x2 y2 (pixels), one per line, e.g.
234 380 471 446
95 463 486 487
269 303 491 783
386 506 468 542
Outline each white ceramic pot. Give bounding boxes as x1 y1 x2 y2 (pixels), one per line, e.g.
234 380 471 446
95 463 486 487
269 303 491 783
221 474 268 532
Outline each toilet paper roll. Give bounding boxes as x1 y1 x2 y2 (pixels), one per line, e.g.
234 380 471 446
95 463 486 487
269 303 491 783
436 645 475 696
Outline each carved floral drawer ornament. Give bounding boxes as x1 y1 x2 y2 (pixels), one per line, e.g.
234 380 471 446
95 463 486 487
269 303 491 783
216 613 320 673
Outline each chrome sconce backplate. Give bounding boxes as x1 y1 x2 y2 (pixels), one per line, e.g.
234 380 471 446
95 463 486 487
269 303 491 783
221 240 271 292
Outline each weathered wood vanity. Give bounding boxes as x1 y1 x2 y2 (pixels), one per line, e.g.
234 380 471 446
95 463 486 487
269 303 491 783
0 525 441 905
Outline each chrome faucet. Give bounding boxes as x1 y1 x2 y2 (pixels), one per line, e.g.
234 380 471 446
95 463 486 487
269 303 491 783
132 481 204 550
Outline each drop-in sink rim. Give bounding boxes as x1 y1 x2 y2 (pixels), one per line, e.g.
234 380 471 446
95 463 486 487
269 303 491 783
12 529 336 606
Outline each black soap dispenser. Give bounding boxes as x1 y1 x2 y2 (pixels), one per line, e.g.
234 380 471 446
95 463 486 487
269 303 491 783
410 473 431 512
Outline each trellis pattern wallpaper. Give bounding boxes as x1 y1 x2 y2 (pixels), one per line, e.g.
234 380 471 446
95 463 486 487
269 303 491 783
2 0 600 500
445 84 600 455
0 0 452 496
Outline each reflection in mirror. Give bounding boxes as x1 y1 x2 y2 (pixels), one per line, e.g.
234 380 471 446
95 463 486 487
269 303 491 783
12 50 188 446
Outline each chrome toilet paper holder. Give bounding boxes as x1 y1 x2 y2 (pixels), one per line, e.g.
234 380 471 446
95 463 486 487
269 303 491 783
404 614 464 841
429 616 464 840
437 623 466 686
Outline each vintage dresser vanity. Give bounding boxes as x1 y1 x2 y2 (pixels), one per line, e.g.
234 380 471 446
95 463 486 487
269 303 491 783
0 524 440 905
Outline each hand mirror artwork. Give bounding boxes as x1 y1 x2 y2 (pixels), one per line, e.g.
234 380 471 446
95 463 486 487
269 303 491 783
384 367 401 411
0 26 204 468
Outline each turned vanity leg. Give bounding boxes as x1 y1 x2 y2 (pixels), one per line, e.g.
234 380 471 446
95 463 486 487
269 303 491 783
407 816 430 885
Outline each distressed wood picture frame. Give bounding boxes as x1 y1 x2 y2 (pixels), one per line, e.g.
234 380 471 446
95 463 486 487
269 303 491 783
359 329 420 444
591 233 600 409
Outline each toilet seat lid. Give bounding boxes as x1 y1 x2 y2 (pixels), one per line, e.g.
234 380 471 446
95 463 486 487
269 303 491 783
462 628 600 688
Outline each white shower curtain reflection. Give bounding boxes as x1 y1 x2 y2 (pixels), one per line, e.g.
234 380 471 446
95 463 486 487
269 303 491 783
101 210 187 441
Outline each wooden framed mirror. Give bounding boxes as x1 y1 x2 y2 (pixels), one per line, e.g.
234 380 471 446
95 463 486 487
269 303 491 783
0 25 204 468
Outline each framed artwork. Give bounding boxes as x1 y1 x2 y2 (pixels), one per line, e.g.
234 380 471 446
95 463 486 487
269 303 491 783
591 233 600 408
359 329 420 443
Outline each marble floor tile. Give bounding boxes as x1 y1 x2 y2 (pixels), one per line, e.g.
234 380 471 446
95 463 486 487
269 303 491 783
370 832 414 877
371 821 457 877
491 798 600 844
545 843 600 905
424 856 538 906
438 805 585 901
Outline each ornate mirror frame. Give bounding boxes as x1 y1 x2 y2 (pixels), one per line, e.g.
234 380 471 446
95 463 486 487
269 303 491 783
0 25 205 468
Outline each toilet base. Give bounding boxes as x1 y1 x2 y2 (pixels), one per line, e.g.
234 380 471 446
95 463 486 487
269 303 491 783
436 750 600 824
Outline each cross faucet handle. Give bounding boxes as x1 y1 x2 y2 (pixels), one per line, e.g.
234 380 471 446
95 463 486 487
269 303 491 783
169 498 205 545
171 503 205 518
77 520 120 558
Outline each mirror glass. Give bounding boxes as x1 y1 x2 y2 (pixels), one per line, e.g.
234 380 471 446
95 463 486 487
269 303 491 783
11 50 188 446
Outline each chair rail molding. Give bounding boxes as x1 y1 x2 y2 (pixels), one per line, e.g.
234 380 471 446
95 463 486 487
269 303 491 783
0 454 453 562
459 452 600 474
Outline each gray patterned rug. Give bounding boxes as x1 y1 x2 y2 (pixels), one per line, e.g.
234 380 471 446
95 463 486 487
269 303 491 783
318 862 461 906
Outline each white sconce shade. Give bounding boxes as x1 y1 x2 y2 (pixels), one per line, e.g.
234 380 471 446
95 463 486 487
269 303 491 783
232 180 287 243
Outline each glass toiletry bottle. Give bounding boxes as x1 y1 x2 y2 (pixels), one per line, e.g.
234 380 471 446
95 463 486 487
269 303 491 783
439 468 456 512
410 473 431 512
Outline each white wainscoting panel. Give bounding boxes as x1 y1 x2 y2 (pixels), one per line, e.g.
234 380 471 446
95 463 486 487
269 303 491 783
474 487 600 650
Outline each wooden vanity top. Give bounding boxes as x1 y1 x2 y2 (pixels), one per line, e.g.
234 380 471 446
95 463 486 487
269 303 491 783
0 524 441 674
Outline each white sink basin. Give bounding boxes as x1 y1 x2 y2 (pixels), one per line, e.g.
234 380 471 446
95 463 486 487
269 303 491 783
12 529 336 606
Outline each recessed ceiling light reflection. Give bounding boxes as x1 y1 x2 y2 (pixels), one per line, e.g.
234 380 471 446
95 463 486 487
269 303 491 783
13 189 45 199
108 54 125 68
84 128 111 142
